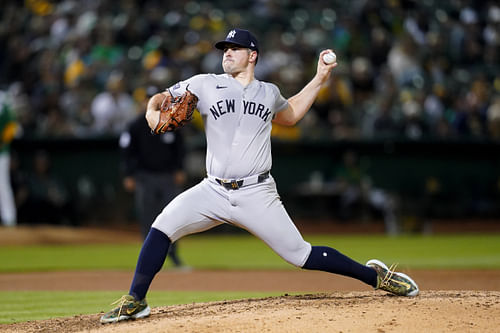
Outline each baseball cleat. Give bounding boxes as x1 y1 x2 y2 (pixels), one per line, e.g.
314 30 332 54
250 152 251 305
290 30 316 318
366 259 419 297
100 295 151 324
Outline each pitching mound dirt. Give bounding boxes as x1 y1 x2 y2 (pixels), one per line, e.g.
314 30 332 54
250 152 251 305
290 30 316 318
1 291 499 333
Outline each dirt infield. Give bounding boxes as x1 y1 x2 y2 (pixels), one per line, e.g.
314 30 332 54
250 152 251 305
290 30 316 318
1 290 499 333
1 269 500 292
1 226 500 332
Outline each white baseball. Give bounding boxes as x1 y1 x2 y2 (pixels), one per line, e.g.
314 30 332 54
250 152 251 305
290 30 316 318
322 51 337 64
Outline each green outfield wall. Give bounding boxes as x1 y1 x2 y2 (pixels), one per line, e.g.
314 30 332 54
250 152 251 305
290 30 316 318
11 137 500 224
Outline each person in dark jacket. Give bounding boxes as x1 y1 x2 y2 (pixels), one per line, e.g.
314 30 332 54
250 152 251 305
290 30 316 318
119 86 187 268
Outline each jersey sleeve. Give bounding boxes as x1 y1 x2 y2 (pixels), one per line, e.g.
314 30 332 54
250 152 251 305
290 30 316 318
270 83 289 113
167 74 206 98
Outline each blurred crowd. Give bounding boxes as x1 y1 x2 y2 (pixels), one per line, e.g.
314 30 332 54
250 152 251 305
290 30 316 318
0 0 499 141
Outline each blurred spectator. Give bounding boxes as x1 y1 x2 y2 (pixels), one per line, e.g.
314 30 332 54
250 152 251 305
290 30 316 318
399 90 428 140
372 97 399 138
387 33 423 88
9 151 29 224
487 95 500 139
119 85 188 268
58 80 95 137
90 71 137 135
0 90 18 226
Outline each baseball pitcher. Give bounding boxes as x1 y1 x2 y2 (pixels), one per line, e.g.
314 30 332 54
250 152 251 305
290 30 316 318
101 28 419 324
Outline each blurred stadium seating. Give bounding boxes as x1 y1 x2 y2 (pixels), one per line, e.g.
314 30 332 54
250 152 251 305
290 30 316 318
1 0 499 227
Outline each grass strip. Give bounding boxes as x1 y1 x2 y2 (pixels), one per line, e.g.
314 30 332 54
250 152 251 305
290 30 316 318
0 290 285 324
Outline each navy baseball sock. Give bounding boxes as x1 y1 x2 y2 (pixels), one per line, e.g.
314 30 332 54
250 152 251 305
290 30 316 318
129 227 170 300
302 246 378 287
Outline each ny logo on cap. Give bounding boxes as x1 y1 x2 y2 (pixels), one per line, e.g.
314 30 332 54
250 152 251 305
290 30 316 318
227 30 236 39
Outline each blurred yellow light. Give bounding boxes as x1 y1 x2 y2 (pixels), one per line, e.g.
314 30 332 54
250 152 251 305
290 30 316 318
26 0 54 16
143 50 161 70
189 16 206 30
133 87 147 103
494 78 500 92
64 59 85 87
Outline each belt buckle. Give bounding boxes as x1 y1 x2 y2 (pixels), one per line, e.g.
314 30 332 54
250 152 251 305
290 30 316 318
220 179 240 190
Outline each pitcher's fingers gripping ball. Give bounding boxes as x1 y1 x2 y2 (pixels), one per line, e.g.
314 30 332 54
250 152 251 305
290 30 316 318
322 51 337 65
154 87 199 134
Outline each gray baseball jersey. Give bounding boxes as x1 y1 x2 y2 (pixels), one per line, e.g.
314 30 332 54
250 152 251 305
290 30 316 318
153 73 312 268
168 73 288 180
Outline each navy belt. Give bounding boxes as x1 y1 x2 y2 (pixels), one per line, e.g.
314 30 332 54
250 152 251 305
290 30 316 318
213 171 270 190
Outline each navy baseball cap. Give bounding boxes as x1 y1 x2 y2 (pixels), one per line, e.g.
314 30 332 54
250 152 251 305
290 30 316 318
215 29 259 53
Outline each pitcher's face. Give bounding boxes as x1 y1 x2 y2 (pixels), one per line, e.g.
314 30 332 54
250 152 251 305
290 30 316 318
222 46 254 74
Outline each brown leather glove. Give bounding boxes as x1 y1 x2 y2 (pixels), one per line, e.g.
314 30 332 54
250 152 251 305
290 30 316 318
153 87 198 134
